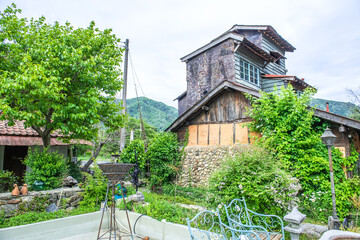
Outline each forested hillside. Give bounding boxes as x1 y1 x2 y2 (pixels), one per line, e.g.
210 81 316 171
126 97 178 131
310 98 359 117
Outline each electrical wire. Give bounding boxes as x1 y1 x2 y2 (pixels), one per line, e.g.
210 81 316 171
129 51 146 97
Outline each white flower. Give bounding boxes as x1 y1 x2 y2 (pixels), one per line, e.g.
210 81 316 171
161 219 166 222
218 204 222 209
239 184 243 189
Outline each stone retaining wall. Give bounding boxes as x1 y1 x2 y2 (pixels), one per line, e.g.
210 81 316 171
178 144 249 187
0 186 83 215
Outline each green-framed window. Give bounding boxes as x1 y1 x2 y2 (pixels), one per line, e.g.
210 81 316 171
239 58 260 86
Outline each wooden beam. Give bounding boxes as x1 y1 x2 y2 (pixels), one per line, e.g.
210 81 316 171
313 109 360 130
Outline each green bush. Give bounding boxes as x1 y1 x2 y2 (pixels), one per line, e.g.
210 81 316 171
209 145 301 216
23 148 67 190
147 132 181 187
66 161 83 182
80 164 108 208
120 139 146 173
0 170 18 192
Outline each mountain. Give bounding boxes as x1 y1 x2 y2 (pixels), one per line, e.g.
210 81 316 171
310 98 359 117
126 97 178 131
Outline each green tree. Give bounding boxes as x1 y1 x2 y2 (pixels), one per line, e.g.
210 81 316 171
120 139 147 173
147 132 181 187
101 116 158 157
247 86 321 170
247 86 360 220
0 4 125 147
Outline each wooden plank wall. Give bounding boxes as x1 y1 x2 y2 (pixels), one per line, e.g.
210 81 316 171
187 122 252 146
189 90 250 125
261 36 287 75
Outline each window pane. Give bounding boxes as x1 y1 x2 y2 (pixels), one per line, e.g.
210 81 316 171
238 58 260 85
244 62 249 80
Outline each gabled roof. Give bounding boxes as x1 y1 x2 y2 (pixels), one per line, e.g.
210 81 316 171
229 25 296 52
181 25 295 62
166 81 261 132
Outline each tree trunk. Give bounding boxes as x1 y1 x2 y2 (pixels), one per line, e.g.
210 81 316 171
81 141 106 172
41 134 51 149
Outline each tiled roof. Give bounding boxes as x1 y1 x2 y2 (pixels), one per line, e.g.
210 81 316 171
0 120 92 146
0 120 61 137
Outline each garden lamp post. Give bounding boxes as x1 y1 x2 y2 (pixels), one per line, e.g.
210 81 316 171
320 127 340 230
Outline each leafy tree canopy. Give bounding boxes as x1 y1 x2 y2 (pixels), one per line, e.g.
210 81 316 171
247 86 360 220
247 86 321 169
0 4 125 147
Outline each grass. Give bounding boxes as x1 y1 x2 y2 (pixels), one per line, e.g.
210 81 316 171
77 156 110 162
0 206 98 229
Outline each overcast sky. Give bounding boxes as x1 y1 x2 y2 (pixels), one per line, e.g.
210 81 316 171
1 0 360 108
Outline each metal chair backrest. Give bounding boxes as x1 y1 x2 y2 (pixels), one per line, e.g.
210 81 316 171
224 198 252 229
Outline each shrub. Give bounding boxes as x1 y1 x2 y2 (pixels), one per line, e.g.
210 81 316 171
23 148 67 190
120 139 146 173
66 161 83 182
147 132 181 187
0 170 18 192
209 145 301 216
80 164 108 208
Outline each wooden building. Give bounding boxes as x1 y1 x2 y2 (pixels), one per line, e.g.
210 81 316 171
167 25 360 160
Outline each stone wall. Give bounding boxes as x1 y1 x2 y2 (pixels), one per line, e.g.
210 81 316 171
0 186 83 215
179 39 236 115
178 144 249 187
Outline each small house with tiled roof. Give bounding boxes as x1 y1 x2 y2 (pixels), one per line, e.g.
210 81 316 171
166 25 360 160
0 120 70 180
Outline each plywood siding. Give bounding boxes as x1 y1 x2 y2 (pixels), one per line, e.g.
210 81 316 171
235 123 249 144
198 125 209 146
220 123 234 145
186 123 251 146
209 124 220 145
188 125 198 146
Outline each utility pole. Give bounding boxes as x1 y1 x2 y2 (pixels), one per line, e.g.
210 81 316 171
119 39 129 153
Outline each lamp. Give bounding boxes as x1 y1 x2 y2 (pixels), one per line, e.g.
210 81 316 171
320 127 340 230
321 127 336 146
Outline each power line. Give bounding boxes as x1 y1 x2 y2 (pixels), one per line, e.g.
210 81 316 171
129 51 146 97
